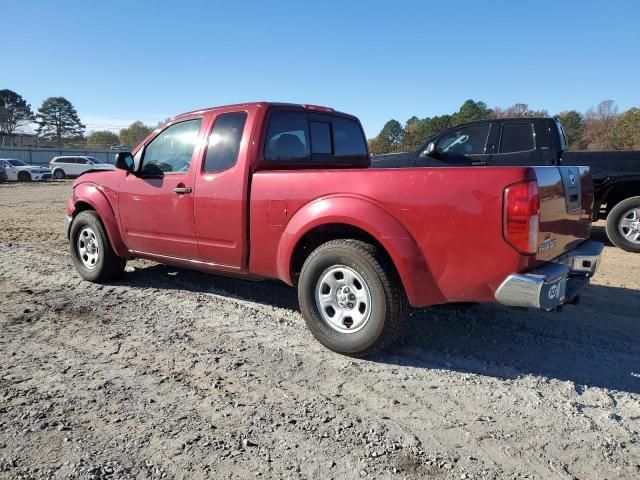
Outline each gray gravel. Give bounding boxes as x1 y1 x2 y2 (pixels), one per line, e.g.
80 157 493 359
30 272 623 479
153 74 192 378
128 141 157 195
1 182 639 479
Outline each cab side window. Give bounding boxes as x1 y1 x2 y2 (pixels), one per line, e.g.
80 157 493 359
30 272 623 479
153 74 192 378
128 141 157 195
141 119 203 175
203 112 247 173
499 123 535 153
437 124 490 155
264 111 310 162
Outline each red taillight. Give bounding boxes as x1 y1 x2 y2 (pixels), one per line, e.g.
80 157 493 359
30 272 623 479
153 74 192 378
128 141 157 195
504 180 539 254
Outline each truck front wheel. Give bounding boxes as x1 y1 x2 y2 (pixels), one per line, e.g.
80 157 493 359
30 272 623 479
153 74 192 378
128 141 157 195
606 196 640 253
298 239 408 357
69 211 126 282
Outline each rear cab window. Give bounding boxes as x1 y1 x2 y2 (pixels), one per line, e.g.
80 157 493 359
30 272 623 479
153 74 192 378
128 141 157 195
263 109 368 167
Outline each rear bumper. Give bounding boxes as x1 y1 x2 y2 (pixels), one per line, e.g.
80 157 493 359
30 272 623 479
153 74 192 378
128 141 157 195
495 240 603 311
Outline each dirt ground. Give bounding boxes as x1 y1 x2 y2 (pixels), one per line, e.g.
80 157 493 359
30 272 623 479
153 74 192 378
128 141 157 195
1 181 639 480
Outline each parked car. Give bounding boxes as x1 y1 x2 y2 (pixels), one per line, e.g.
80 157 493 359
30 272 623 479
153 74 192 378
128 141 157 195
49 156 117 179
64 102 603 356
0 158 52 182
372 117 640 252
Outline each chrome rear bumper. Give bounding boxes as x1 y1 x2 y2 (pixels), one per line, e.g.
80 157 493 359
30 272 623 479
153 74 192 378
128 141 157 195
495 240 603 311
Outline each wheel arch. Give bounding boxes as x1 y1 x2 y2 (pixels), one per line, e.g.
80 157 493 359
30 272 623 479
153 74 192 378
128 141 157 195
278 195 444 307
601 179 640 216
71 183 129 257
17 170 31 181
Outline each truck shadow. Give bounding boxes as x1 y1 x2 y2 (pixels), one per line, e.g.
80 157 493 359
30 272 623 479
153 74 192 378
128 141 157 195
377 283 640 394
115 264 640 394
590 225 614 246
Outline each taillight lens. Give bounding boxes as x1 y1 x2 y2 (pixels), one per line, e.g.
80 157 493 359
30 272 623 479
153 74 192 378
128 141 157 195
504 180 539 254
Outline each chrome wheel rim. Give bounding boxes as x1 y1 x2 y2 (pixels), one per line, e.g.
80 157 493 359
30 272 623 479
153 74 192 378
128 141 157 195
77 227 100 269
618 207 640 245
315 265 372 333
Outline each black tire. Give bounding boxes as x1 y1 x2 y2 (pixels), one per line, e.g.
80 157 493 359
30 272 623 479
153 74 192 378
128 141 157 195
606 196 640 253
298 239 408 357
69 211 126 282
54 169 66 179
17 171 31 182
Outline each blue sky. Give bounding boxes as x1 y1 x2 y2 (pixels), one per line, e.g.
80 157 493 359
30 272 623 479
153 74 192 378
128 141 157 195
3 0 639 137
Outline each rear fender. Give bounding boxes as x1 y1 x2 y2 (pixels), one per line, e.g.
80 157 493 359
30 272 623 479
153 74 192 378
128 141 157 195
71 183 129 257
277 195 445 307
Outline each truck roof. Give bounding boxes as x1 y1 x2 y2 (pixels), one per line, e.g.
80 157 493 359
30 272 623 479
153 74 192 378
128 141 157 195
170 102 355 122
448 117 556 128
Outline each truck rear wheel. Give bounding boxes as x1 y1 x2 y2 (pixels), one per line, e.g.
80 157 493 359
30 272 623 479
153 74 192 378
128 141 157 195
606 196 640 253
69 211 126 282
298 239 408 357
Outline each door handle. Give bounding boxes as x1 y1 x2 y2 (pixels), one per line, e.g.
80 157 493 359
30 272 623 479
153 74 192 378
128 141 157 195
471 161 487 166
173 186 192 194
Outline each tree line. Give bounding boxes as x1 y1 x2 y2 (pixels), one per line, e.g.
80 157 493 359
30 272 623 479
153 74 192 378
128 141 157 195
368 99 640 154
0 89 155 149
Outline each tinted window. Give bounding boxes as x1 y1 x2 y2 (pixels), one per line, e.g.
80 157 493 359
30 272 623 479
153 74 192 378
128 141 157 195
77 158 89 164
438 124 490 155
204 112 247 173
141 119 202 174
8 159 27 166
500 123 535 153
264 111 310 161
333 117 367 159
310 121 332 154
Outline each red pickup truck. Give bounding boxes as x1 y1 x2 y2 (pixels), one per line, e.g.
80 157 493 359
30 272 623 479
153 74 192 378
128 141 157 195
65 102 603 356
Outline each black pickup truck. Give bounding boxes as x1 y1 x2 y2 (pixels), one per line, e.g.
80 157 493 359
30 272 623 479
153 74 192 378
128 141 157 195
372 117 640 252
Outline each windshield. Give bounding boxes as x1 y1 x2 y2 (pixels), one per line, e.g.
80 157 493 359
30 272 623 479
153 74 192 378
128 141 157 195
8 159 28 167
87 157 104 164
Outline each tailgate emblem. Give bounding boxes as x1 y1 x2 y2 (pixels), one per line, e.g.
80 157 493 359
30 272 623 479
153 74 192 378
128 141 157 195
538 234 558 254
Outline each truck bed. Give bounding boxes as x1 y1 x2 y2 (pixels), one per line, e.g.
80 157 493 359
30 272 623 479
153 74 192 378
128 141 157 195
248 166 593 307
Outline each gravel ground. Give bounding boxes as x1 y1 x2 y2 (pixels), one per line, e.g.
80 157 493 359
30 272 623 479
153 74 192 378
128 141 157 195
1 181 639 480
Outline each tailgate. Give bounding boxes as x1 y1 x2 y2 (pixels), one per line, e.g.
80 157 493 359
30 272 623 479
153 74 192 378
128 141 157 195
534 166 593 262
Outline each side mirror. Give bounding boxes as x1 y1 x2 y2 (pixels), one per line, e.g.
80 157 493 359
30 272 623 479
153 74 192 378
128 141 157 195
115 152 135 173
420 141 437 158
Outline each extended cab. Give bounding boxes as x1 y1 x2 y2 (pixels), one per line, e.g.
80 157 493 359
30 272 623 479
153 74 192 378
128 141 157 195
65 103 603 356
372 117 640 252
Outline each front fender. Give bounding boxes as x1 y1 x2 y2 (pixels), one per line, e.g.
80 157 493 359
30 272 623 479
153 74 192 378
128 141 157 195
276 195 445 307
71 182 129 257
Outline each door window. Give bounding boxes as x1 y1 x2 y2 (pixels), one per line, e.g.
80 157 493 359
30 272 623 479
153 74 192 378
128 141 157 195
141 119 203 175
499 123 535 153
203 112 247 173
437 124 490 155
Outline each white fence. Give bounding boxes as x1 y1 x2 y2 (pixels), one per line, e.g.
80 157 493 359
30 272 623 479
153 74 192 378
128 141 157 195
0 146 117 166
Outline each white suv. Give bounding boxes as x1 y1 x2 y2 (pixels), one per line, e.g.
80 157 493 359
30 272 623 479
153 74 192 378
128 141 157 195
49 156 116 179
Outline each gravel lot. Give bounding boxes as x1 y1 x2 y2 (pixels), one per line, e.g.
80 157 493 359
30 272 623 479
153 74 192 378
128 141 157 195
1 181 639 480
